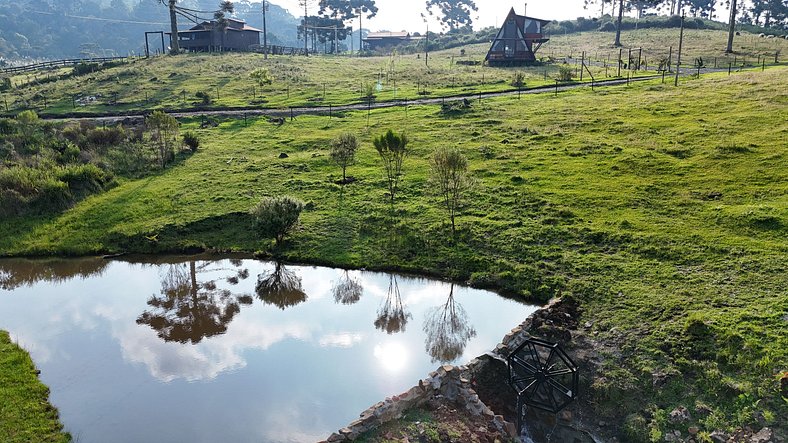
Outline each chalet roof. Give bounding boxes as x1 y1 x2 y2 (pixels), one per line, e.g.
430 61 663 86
505 7 551 27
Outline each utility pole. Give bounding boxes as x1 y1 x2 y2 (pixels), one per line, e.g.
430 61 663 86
675 13 685 87
262 0 268 59
726 0 737 54
334 25 338 54
302 0 309 56
614 0 624 47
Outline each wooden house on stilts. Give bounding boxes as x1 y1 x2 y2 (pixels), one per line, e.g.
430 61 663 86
486 8 550 66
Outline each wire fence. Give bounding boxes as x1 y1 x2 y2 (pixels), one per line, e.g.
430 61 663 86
0 45 784 118
0 56 137 75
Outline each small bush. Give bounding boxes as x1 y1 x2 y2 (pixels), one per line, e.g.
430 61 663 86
0 118 15 135
195 91 213 105
72 63 99 76
56 163 114 196
0 77 10 92
86 126 126 148
182 131 200 152
598 22 616 32
511 72 526 88
251 196 305 246
557 64 574 81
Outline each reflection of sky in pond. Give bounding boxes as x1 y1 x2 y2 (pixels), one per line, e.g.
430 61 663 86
0 258 538 443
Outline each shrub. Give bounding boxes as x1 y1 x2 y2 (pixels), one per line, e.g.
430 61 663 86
56 163 114 196
251 196 305 246
250 68 274 88
511 72 526 88
85 126 126 148
598 22 616 32
182 131 200 152
49 139 81 163
0 166 71 215
557 64 574 82
0 77 10 92
72 63 99 76
195 91 213 105
0 118 15 135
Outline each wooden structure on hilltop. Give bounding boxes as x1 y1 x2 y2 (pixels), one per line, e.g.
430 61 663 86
363 32 424 50
485 8 550 66
167 18 261 52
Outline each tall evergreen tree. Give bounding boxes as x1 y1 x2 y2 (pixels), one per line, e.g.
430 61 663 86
425 0 478 31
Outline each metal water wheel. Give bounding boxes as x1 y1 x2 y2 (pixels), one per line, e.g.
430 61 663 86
508 337 579 432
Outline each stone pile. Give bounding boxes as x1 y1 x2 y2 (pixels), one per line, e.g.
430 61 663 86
319 363 519 442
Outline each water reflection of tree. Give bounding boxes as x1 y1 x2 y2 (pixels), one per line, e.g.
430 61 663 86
255 262 307 310
136 261 252 344
0 258 109 290
332 271 363 305
423 284 477 363
374 276 411 334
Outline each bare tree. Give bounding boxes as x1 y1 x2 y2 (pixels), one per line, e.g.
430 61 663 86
146 110 179 169
330 133 359 184
430 147 473 236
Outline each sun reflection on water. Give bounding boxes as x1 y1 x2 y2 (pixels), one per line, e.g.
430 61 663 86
373 341 409 373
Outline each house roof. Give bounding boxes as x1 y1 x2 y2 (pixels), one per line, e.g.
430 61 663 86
185 18 261 33
365 32 410 39
505 7 551 27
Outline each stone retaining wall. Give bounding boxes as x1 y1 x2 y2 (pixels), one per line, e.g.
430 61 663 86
318 299 569 443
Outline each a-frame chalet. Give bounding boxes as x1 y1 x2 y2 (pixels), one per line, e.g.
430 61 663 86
486 8 550 66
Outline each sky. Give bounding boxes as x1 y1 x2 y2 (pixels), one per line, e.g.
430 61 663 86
272 0 601 32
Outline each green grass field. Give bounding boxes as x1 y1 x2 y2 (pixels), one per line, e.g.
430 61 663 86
12 26 785 117
0 52 786 440
0 331 71 443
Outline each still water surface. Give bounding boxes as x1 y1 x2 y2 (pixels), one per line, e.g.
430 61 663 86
0 256 537 443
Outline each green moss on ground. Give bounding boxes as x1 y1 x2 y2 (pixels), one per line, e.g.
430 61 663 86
0 66 786 440
0 331 70 443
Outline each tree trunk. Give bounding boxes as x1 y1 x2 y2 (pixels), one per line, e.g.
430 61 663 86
359 13 363 55
168 0 180 54
615 0 624 47
726 0 737 54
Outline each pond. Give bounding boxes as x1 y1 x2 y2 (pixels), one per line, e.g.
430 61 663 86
0 256 538 443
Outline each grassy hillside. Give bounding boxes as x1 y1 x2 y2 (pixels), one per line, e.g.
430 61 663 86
0 331 71 443
2 28 785 119
1 64 786 439
546 27 788 66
